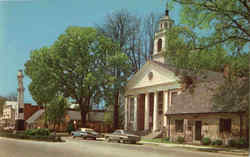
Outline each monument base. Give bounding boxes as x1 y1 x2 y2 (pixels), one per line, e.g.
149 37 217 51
15 120 25 130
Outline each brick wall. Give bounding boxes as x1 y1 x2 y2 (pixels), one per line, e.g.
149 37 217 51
24 104 42 120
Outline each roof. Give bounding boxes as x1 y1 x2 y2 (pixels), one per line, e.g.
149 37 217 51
5 101 18 110
166 81 225 115
26 109 44 124
148 61 226 115
151 61 224 82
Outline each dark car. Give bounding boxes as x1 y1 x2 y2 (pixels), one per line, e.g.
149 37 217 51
104 130 141 144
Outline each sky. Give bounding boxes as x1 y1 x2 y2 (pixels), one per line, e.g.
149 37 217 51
0 0 181 104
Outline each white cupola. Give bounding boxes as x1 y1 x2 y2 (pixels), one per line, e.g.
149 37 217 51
152 3 174 64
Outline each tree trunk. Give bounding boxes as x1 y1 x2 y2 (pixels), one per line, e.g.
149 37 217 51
80 110 87 128
113 91 119 129
240 113 243 138
53 123 56 136
44 104 48 128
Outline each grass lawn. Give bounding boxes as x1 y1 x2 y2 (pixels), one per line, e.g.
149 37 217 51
142 138 170 144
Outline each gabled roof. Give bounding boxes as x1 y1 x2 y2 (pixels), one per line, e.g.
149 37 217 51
126 61 180 91
26 109 44 124
151 61 224 82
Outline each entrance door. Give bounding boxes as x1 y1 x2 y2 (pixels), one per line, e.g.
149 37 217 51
195 121 202 141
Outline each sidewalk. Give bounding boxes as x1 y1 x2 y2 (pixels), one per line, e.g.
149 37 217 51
140 141 249 156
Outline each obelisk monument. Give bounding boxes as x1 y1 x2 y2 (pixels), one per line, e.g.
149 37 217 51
15 69 25 130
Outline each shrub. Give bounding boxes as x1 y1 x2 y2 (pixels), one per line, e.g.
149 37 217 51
176 136 185 144
212 139 223 146
161 137 170 143
228 139 237 147
66 122 75 134
238 138 248 148
25 128 50 136
201 137 211 145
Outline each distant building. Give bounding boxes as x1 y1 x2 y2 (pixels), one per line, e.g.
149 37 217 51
0 101 17 129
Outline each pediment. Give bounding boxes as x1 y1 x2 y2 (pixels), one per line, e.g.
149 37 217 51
126 61 180 91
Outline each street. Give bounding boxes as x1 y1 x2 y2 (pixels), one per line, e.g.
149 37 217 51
0 137 237 157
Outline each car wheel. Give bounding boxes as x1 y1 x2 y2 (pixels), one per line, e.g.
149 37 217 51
105 137 111 142
82 137 87 140
131 140 136 144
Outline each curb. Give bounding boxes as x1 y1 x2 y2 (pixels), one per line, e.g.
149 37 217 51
140 141 249 156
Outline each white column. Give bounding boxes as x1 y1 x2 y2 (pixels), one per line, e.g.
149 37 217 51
134 96 138 131
144 93 150 131
124 96 128 130
163 91 168 128
153 91 159 132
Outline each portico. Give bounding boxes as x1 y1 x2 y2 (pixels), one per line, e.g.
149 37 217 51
124 61 181 133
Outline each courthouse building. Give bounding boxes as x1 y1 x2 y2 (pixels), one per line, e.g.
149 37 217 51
124 7 248 144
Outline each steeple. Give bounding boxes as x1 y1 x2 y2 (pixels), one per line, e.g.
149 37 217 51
152 2 174 64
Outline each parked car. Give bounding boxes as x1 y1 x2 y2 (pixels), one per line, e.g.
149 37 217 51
104 130 141 144
71 128 99 140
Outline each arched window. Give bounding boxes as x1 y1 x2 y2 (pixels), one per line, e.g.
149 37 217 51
157 39 162 52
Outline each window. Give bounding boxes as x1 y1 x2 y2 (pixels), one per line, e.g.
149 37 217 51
157 39 162 52
175 120 184 133
170 91 178 105
130 98 134 121
114 130 121 134
219 119 231 133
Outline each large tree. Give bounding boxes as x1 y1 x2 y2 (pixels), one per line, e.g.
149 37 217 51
25 26 129 127
164 0 249 138
172 0 249 55
25 47 58 127
96 10 159 129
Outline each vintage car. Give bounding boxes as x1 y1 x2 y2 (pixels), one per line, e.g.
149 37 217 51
104 129 141 144
71 128 100 140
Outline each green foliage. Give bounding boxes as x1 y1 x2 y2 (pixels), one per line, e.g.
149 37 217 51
47 95 68 130
176 136 185 144
161 137 170 143
164 4 249 115
174 0 249 55
25 26 131 127
66 121 75 134
228 139 237 147
211 139 223 146
104 111 113 125
228 138 248 148
0 131 62 142
212 75 249 113
201 137 212 145
25 128 50 136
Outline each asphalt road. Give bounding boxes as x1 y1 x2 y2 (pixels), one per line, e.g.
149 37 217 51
0 137 237 157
